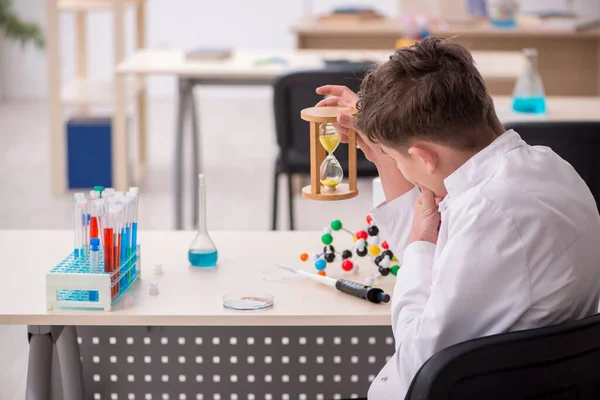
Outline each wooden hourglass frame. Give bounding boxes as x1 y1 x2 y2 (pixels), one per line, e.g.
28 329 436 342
300 106 359 201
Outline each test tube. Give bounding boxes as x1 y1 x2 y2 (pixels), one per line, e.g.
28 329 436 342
74 199 87 257
112 205 123 296
103 206 115 296
119 197 132 282
84 199 90 253
90 199 103 241
89 190 100 201
103 188 115 198
126 189 139 253
114 191 124 199
94 198 105 247
105 196 118 215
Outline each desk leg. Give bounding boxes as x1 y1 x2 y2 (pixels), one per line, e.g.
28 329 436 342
26 328 54 400
55 326 85 400
190 87 201 228
26 326 84 400
175 79 191 230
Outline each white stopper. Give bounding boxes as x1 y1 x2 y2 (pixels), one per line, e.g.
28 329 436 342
123 295 135 308
149 282 159 296
370 235 381 245
365 276 374 286
129 187 139 194
153 263 163 276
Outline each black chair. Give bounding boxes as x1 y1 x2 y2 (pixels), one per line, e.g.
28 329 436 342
271 68 378 230
405 313 600 399
504 122 600 211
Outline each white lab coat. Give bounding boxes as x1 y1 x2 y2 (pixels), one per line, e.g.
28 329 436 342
368 130 600 399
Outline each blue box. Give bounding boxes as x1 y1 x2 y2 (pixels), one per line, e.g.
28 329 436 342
67 117 113 189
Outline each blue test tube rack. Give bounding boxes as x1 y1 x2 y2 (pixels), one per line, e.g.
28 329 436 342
46 246 141 311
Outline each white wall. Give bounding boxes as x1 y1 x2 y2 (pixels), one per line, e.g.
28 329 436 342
0 0 597 99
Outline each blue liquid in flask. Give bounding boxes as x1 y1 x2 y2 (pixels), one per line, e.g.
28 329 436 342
512 97 546 114
188 174 218 268
188 249 218 268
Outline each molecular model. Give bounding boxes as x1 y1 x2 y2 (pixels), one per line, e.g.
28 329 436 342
300 215 400 285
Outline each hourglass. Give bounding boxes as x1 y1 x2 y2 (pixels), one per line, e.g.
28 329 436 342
300 106 358 200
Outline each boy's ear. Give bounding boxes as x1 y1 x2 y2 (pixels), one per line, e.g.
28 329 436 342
408 144 438 175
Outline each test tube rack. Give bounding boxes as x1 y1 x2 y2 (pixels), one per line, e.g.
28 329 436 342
46 246 141 311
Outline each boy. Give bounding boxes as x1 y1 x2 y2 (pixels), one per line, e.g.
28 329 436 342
316 37 600 399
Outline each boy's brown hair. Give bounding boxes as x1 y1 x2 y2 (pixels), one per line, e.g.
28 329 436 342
355 37 504 151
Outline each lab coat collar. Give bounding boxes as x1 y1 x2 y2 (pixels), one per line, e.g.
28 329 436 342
443 130 526 200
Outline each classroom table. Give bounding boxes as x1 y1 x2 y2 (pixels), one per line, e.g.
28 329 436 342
115 49 524 230
372 96 600 207
293 17 600 96
0 230 397 399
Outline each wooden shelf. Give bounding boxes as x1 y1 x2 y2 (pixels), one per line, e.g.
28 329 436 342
60 77 143 106
58 0 146 12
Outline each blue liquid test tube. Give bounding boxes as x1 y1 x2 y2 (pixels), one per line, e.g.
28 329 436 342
89 238 100 301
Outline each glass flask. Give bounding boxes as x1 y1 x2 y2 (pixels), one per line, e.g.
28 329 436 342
319 123 344 189
188 174 218 268
512 48 546 114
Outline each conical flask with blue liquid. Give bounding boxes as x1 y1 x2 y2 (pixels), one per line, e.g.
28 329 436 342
188 174 218 268
512 48 546 114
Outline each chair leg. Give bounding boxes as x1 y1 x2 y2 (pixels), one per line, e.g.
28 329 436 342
288 173 295 231
271 170 279 230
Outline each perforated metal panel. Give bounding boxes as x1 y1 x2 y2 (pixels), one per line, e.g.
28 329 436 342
77 326 395 400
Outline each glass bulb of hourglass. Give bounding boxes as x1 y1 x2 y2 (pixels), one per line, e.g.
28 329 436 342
320 155 343 188
318 122 344 189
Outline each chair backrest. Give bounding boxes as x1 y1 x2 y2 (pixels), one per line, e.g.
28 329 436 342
272 66 370 172
504 122 600 210
405 313 600 400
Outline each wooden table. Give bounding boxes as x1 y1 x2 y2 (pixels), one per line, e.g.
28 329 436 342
293 17 600 96
1 230 396 399
116 48 524 229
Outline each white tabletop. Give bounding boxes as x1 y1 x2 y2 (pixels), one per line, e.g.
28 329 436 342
116 48 523 80
0 231 395 326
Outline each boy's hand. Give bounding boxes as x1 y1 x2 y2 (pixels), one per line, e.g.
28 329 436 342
409 186 442 245
315 85 384 163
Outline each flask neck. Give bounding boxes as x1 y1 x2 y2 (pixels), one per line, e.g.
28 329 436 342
197 178 208 234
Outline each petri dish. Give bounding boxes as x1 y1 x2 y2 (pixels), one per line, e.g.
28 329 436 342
223 292 274 311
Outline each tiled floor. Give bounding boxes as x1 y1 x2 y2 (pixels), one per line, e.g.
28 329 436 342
0 88 377 398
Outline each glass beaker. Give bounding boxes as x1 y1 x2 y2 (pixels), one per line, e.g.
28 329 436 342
188 174 218 268
512 48 546 114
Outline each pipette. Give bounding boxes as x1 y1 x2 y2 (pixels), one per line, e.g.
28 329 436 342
277 264 390 304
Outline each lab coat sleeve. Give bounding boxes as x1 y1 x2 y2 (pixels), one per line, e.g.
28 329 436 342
392 200 530 390
370 186 419 262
